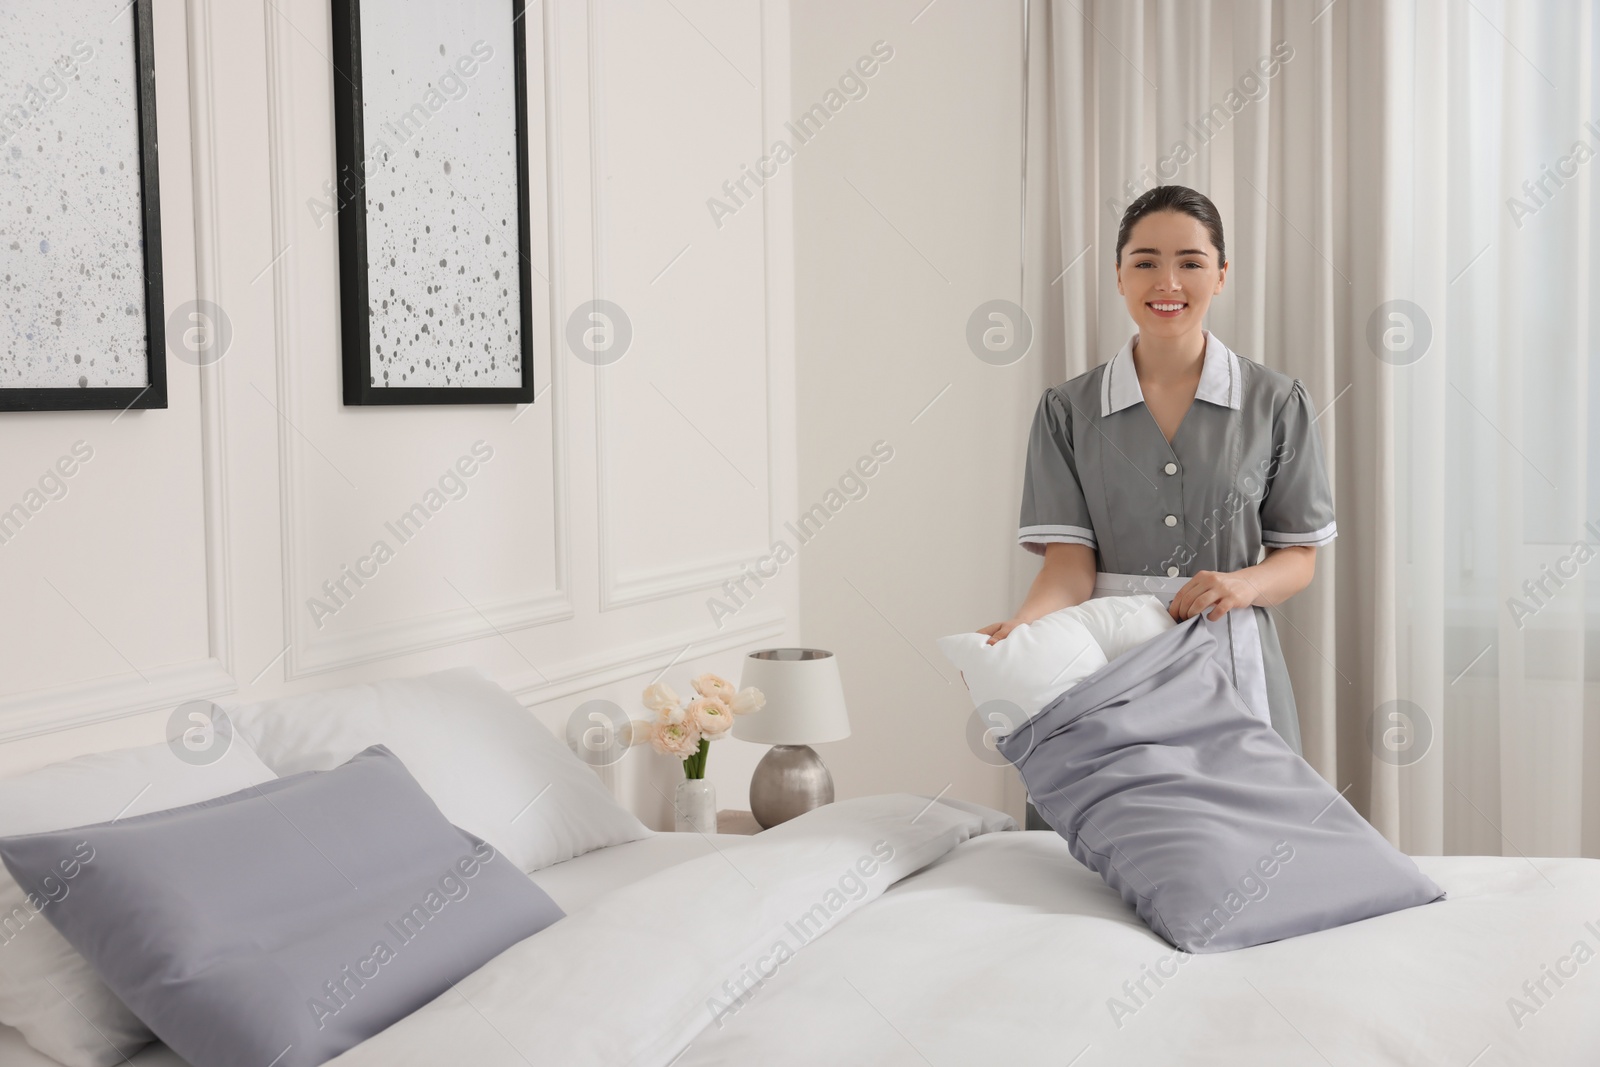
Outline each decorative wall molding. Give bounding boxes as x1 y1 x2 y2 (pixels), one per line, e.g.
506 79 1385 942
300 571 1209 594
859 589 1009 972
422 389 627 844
262 0 574 681
589 0 777 612
0 658 237 743
260 0 304 688
186 0 237 678
607 550 765 610
537 0 576 651
503 607 787 707
295 590 577 677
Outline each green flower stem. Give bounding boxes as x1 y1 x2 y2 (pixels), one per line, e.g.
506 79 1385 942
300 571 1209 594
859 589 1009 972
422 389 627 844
682 736 711 779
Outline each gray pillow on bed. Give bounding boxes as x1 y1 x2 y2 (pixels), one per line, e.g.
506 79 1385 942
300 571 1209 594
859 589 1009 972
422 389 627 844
0 745 564 1067
996 614 1445 953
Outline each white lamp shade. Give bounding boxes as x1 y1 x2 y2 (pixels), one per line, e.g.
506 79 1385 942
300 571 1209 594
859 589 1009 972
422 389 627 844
734 648 851 745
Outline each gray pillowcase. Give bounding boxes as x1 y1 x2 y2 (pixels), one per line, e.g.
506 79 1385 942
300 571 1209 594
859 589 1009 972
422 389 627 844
997 614 1445 953
0 745 564 1067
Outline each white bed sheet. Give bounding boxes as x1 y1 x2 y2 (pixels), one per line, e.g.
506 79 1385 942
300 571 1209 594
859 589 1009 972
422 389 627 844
674 831 1600 1066
0 831 751 1067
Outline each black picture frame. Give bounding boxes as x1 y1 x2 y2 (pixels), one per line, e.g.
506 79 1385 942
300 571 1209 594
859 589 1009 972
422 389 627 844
0 0 166 413
331 0 537 406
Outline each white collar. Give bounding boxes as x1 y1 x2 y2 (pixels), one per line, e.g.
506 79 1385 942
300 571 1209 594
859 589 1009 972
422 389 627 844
1100 329 1242 417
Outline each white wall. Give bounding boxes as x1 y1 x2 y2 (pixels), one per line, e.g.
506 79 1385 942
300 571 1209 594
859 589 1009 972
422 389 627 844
0 0 799 830
789 1 1036 820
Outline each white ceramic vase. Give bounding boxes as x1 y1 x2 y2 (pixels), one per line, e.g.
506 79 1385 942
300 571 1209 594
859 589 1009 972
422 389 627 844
674 777 717 833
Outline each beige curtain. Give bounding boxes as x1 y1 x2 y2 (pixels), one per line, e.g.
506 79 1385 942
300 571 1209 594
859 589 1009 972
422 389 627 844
1025 0 1598 858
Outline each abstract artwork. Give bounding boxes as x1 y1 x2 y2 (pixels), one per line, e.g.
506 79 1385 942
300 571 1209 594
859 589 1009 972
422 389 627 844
331 0 535 405
0 0 165 412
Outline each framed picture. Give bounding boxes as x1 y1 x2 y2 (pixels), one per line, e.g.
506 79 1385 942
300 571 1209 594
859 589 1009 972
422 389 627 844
331 0 536 406
0 0 166 413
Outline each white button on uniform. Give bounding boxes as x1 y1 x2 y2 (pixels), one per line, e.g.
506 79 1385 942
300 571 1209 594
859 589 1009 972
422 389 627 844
1164 462 1178 475
1164 514 1178 527
1166 566 1179 577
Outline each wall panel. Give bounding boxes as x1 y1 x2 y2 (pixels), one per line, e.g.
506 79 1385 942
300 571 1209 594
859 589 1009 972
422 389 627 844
0 0 798 828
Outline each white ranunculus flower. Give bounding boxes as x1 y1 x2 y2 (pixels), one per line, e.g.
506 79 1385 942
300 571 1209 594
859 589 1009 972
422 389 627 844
728 686 766 716
641 681 679 713
688 697 733 737
650 720 702 759
690 673 738 704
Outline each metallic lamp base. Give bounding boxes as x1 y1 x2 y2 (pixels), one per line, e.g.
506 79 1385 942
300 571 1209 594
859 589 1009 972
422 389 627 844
749 744 835 829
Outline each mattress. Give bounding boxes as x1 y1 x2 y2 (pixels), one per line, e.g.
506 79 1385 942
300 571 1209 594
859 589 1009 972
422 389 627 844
0 831 753 1067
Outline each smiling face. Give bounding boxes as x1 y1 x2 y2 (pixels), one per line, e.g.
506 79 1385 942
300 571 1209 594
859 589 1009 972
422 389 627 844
1115 210 1227 340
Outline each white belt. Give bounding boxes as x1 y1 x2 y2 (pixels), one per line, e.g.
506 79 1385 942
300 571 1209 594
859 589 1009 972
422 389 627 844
1089 571 1271 728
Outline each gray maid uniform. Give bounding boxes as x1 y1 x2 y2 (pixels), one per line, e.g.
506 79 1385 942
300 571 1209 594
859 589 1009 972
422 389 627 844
1018 329 1337 756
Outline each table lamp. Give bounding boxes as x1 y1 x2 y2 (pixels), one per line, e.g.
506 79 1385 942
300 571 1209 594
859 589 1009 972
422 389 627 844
736 648 851 828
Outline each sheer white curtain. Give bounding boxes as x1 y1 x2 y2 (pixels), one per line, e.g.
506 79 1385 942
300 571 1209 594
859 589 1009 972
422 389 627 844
1024 0 1599 857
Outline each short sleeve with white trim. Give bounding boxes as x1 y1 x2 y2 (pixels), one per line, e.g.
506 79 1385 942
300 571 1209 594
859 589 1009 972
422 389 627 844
1018 387 1098 557
1258 379 1337 548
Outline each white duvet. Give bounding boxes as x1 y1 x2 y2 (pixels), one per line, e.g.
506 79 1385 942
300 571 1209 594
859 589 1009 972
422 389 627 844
321 793 1600 1067
329 793 1014 1066
674 834 1600 1066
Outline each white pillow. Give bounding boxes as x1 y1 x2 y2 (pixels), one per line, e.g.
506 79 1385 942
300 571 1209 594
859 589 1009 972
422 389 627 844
937 610 1108 720
229 666 651 874
0 737 278 1067
1062 594 1176 662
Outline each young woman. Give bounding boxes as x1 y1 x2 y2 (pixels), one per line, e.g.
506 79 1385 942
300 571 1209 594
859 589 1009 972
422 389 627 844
980 185 1336 756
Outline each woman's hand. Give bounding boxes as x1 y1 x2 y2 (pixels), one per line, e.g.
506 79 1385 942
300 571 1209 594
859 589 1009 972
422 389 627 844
1167 570 1259 622
977 619 1026 645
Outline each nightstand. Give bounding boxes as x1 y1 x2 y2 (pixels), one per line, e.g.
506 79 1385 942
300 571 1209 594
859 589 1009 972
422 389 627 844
716 809 763 835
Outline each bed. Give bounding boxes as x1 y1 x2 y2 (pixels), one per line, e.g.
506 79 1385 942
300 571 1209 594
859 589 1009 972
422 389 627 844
1 663 1594 1067
6 810 1594 1067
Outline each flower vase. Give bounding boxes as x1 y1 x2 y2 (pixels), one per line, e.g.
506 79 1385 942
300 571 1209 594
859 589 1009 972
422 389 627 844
674 777 717 833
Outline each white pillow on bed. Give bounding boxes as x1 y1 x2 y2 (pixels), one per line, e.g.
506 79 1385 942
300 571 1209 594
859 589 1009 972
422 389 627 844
0 736 278 1067
229 666 651 875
